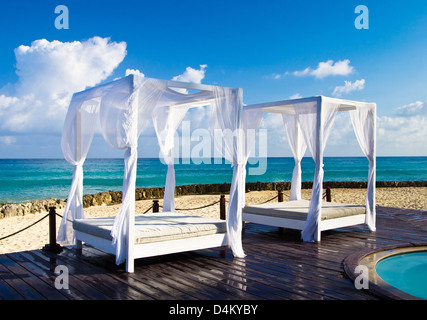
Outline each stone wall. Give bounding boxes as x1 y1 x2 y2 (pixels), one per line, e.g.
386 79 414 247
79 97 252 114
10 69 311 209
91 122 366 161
0 199 66 219
1 180 426 219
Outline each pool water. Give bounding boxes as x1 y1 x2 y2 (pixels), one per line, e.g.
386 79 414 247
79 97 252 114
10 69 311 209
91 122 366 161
376 251 427 300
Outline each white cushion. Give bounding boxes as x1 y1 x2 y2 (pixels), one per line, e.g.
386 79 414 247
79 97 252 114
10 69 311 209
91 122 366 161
243 200 365 221
73 212 227 244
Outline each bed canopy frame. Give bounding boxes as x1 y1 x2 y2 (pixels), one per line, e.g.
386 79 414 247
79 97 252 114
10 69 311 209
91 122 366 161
241 96 377 241
58 74 248 272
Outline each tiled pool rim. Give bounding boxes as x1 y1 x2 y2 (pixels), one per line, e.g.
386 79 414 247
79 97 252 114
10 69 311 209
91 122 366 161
344 242 427 300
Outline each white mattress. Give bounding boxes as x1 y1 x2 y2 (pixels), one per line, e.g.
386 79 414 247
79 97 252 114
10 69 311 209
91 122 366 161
243 200 366 221
73 212 227 245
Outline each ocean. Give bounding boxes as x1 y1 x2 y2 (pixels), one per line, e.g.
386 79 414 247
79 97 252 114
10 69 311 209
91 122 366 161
0 157 426 203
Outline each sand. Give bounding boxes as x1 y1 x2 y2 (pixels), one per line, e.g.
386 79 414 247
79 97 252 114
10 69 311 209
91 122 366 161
1 187 426 254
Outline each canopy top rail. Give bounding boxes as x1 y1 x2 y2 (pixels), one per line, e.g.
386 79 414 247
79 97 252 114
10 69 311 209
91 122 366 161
73 74 234 97
244 95 375 114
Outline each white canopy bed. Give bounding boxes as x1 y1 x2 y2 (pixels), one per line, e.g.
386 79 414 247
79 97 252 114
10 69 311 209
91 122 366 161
241 96 376 242
57 75 249 272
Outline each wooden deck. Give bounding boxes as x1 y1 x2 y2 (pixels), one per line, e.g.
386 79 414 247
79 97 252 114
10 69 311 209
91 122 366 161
0 206 426 301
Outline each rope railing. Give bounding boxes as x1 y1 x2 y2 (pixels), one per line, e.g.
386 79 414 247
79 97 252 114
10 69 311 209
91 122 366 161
158 200 221 211
0 213 49 241
0 189 333 253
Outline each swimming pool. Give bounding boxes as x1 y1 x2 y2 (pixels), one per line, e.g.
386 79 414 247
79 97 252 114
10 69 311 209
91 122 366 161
344 245 427 300
376 251 427 300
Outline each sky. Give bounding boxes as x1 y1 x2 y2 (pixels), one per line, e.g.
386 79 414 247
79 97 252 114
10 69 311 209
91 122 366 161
0 0 426 159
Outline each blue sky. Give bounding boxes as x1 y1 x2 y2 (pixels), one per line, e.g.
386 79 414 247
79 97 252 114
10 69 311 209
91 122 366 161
0 0 426 158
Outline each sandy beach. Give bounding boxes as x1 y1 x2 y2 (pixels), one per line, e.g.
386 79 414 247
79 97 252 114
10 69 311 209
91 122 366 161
1 187 426 254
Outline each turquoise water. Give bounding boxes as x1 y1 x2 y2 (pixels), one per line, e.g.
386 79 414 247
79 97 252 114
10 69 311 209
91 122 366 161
376 251 427 300
0 156 426 203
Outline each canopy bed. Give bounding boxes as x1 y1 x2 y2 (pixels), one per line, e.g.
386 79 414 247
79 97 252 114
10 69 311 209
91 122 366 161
57 75 249 272
241 96 376 242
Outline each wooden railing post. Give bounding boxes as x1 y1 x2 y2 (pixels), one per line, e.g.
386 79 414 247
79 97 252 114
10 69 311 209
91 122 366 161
220 195 226 220
153 200 159 213
278 190 284 234
326 187 331 202
43 207 62 254
278 190 284 202
220 195 226 257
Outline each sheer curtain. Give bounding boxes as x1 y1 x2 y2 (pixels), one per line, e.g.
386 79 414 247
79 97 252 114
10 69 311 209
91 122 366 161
294 98 339 241
152 105 189 212
60 74 247 266
58 88 110 244
350 104 376 231
282 114 307 200
101 77 166 265
211 89 262 257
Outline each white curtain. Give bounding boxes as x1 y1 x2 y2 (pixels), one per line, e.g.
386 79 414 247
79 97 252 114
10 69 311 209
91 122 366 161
295 99 339 242
60 74 248 266
350 105 376 231
58 92 105 244
152 105 189 212
211 89 262 257
100 78 140 265
282 114 307 200
151 87 214 212
103 78 166 265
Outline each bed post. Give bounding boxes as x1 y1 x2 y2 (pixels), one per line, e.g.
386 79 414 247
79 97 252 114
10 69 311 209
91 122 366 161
314 96 324 242
75 107 83 250
293 116 301 201
370 105 377 230
126 75 137 273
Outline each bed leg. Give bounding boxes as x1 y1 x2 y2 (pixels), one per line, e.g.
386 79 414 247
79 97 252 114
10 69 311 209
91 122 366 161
126 258 134 273
76 240 82 250
220 246 227 258
314 228 321 242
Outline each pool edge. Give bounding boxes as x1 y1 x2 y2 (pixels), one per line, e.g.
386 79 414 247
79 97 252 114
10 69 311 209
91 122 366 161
343 242 427 300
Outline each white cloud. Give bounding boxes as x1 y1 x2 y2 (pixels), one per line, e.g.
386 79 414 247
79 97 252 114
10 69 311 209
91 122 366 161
289 93 302 99
288 59 354 79
395 101 426 117
332 79 365 97
0 95 18 109
0 136 16 145
0 37 127 133
170 64 208 94
376 100 427 155
172 64 207 83
125 68 144 77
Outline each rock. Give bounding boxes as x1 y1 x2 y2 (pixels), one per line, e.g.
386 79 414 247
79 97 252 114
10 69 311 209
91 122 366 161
1 180 426 220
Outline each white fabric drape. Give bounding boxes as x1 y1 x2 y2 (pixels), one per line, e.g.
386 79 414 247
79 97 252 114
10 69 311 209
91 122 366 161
211 87 244 257
60 75 236 266
295 99 339 242
152 105 190 212
103 78 169 265
211 88 262 257
58 94 102 244
282 114 307 200
101 79 140 265
151 88 214 212
350 105 376 231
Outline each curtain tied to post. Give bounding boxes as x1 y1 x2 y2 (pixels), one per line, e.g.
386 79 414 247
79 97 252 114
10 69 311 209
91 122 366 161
57 163 84 244
111 146 138 265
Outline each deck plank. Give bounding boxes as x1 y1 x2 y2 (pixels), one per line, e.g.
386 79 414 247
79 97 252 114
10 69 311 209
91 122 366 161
0 254 46 300
0 206 426 300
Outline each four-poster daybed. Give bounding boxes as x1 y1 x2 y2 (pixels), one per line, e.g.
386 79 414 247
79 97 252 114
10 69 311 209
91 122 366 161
57 75 248 272
241 96 376 242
